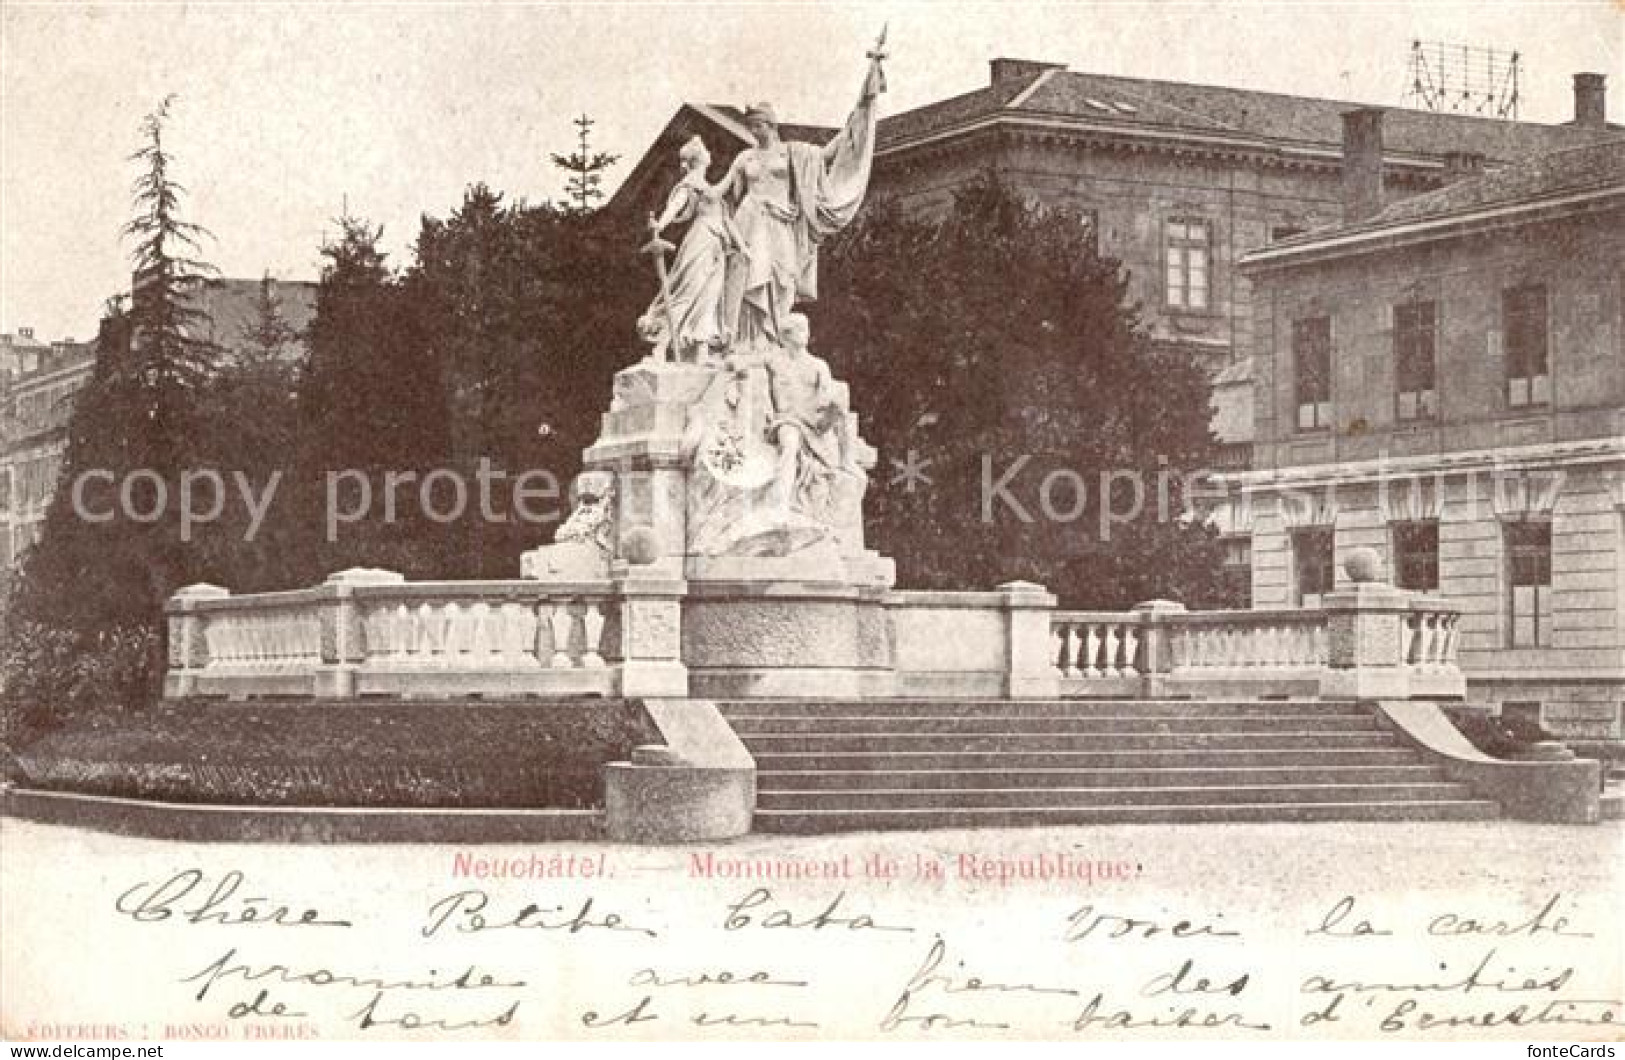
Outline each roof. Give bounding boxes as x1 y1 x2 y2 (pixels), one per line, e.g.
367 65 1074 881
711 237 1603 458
1349 137 1625 227
876 64 1624 162
610 60 1623 215
1243 138 1625 264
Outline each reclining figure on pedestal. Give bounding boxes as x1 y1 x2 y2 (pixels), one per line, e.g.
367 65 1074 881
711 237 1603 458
520 471 616 580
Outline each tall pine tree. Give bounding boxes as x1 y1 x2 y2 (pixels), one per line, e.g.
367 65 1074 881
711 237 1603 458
3 96 222 724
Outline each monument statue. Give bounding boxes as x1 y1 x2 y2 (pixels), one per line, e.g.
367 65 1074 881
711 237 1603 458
718 34 887 347
636 136 739 363
532 30 892 582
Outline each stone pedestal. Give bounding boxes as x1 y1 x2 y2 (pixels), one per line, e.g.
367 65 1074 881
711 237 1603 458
683 580 897 699
551 357 899 700
1320 549 1411 700
616 570 689 698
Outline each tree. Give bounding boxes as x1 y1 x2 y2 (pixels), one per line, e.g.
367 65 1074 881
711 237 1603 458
404 184 643 574
815 175 1236 609
552 114 619 215
2 95 224 725
237 272 300 368
120 94 221 452
185 275 303 592
275 213 451 580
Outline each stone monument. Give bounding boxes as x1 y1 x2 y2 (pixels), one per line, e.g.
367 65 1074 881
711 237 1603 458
523 31 896 697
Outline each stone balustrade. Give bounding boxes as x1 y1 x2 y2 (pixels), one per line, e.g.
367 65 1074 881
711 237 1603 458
1047 589 1464 701
1050 613 1145 696
165 567 688 700
166 564 1465 704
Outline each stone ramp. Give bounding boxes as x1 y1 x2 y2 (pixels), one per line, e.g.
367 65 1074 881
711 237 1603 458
719 699 1501 833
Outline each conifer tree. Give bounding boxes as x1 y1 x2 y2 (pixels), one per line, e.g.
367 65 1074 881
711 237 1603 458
3 96 221 720
551 114 619 214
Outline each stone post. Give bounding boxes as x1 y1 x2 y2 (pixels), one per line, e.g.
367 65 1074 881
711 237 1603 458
1320 547 1412 701
615 575 690 698
315 567 403 699
1132 599 1188 698
999 580 1059 699
612 525 689 698
163 583 230 698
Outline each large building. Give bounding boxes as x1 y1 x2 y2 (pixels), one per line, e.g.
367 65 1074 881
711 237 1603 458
1 334 96 572
611 61 1622 463
0 277 316 581
1234 125 1623 749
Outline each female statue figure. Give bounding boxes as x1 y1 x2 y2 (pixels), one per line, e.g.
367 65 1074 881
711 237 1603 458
719 40 886 348
637 136 739 362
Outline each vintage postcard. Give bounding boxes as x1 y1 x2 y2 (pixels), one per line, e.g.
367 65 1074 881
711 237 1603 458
2 0 1622 1046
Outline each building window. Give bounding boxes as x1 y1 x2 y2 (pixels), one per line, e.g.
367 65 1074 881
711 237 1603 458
1164 218 1210 311
1270 225 1306 242
1221 535 1253 608
1394 300 1437 421
1292 528 1335 608
1504 284 1549 408
1393 520 1440 592
1505 521 1552 647
1293 316 1332 431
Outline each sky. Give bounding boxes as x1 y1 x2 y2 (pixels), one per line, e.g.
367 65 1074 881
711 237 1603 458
2 1 1620 341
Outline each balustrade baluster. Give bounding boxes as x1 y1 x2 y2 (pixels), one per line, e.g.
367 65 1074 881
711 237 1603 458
1084 624 1103 677
549 603 576 668
582 602 607 668
1121 624 1141 676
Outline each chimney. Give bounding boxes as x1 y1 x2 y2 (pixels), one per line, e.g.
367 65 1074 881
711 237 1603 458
1341 108 1386 223
989 58 1066 88
1573 73 1607 129
18 326 33 339
1442 150 1486 184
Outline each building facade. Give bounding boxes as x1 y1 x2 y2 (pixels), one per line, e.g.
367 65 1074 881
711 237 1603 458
1235 128 1624 748
1 337 96 573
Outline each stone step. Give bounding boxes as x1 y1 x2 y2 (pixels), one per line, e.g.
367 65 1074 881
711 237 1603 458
753 799 1502 833
737 731 1398 752
756 782 1478 810
752 748 1426 770
727 714 1382 735
718 699 1345 719
757 764 1451 790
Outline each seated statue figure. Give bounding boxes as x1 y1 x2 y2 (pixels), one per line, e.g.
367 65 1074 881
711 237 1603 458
724 314 860 529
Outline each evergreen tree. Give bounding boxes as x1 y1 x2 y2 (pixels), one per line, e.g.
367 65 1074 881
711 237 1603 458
817 175 1235 608
187 275 302 592
237 272 299 368
2 95 224 725
405 186 643 576
120 95 221 453
277 214 450 580
551 114 619 215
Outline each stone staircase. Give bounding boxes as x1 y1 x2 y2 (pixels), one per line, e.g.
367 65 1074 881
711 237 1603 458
718 699 1501 833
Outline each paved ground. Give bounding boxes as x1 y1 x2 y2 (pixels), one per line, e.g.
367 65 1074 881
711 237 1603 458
2 816 1621 1042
